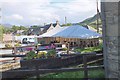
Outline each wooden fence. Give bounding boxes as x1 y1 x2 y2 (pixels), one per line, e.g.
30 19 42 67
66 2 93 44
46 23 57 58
1 52 104 79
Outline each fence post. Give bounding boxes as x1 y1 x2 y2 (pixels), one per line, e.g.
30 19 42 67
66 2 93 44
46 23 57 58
36 66 39 80
12 47 17 63
83 55 88 78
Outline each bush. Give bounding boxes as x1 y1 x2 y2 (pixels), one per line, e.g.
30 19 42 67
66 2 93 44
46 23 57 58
47 49 56 57
15 43 21 47
38 51 47 58
62 48 67 51
25 51 37 60
5 44 12 48
24 49 57 60
74 43 103 54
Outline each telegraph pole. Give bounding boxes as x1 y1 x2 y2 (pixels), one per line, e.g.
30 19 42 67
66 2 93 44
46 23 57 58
65 16 67 24
96 0 99 33
0 8 1 25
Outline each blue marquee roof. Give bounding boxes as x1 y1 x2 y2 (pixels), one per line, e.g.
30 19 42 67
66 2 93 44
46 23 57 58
52 25 102 39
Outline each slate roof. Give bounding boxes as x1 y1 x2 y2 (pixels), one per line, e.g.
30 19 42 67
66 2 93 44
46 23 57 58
24 23 58 35
26 27 42 35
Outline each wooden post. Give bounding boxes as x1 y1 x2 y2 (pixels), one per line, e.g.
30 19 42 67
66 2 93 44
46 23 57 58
83 55 88 78
13 46 17 62
36 66 39 80
67 42 70 54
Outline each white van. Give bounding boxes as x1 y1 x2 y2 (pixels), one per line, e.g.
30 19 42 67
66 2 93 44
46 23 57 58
22 37 35 44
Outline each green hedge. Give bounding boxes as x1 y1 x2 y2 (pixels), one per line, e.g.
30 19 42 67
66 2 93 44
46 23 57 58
74 43 103 54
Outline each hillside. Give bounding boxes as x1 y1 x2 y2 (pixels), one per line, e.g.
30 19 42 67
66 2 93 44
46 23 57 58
2 24 13 28
79 12 101 25
74 13 102 34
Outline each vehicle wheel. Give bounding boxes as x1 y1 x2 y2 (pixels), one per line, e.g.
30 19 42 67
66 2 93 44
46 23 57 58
27 41 30 44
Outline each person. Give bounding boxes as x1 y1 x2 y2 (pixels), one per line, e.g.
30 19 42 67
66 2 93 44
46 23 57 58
12 47 16 62
50 43 56 49
12 47 15 54
35 45 39 54
45 46 49 49
12 47 17 55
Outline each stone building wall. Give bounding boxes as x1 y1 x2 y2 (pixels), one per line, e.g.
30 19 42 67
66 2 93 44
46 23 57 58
101 2 120 78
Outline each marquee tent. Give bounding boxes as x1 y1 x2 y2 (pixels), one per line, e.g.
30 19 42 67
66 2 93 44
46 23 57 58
36 26 68 37
52 25 102 39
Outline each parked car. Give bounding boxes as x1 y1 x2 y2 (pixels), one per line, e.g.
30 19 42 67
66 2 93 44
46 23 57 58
22 37 35 44
54 43 62 50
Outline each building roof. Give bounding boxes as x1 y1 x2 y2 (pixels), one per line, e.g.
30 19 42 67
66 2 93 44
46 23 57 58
25 21 59 35
36 26 67 37
42 23 57 31
26 27 42 35
37 25 102 39
52 25 102 39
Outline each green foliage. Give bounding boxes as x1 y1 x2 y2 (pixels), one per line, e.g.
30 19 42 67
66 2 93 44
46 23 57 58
80 13 101 25
16 34 21 36
5 44 12 48
74 43 103 54
61 23 72 27
24 49 57 60
3 27 12 33
88 19 102 30
38 51 47 58
15 43 21 47
1 25 28 34
62 48 67 51
12 25 20 31
25 51 37 60
30 25 40 28
11 25 28 31
19 26 28 30
40 69 104 78
47 49 56 57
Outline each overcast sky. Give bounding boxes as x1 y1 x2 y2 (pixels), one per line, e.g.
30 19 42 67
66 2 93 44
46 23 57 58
0 0 100 26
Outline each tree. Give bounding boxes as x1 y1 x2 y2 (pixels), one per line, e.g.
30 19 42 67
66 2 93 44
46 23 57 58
11 25 28 32
11 25 19 31
61 23 72 27
19 26 27 30
30 25 40 28
3 27 12 33
0 25 4 41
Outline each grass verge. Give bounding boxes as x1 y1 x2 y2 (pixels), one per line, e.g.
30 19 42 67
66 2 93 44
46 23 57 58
39 69 105 78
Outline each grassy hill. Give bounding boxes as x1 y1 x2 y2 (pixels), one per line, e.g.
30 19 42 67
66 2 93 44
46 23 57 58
75 13 102 33
79 12 101 25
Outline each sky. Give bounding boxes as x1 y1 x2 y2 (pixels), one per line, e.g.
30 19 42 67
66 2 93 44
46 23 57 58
0 0 101 26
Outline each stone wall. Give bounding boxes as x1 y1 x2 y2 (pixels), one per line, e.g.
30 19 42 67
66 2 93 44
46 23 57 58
101 2 120 78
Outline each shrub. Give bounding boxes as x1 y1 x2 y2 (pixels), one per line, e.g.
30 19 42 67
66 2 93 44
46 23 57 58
25 51 37 60
38 51 47 58
62 48 67 51
5 44 12 48
15 43 21 47
74 43 103 54
47 49 56 57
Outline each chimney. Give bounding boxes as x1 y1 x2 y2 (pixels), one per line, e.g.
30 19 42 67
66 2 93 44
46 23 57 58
44 23 46 26
56 20 59 25
50 23 53 26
